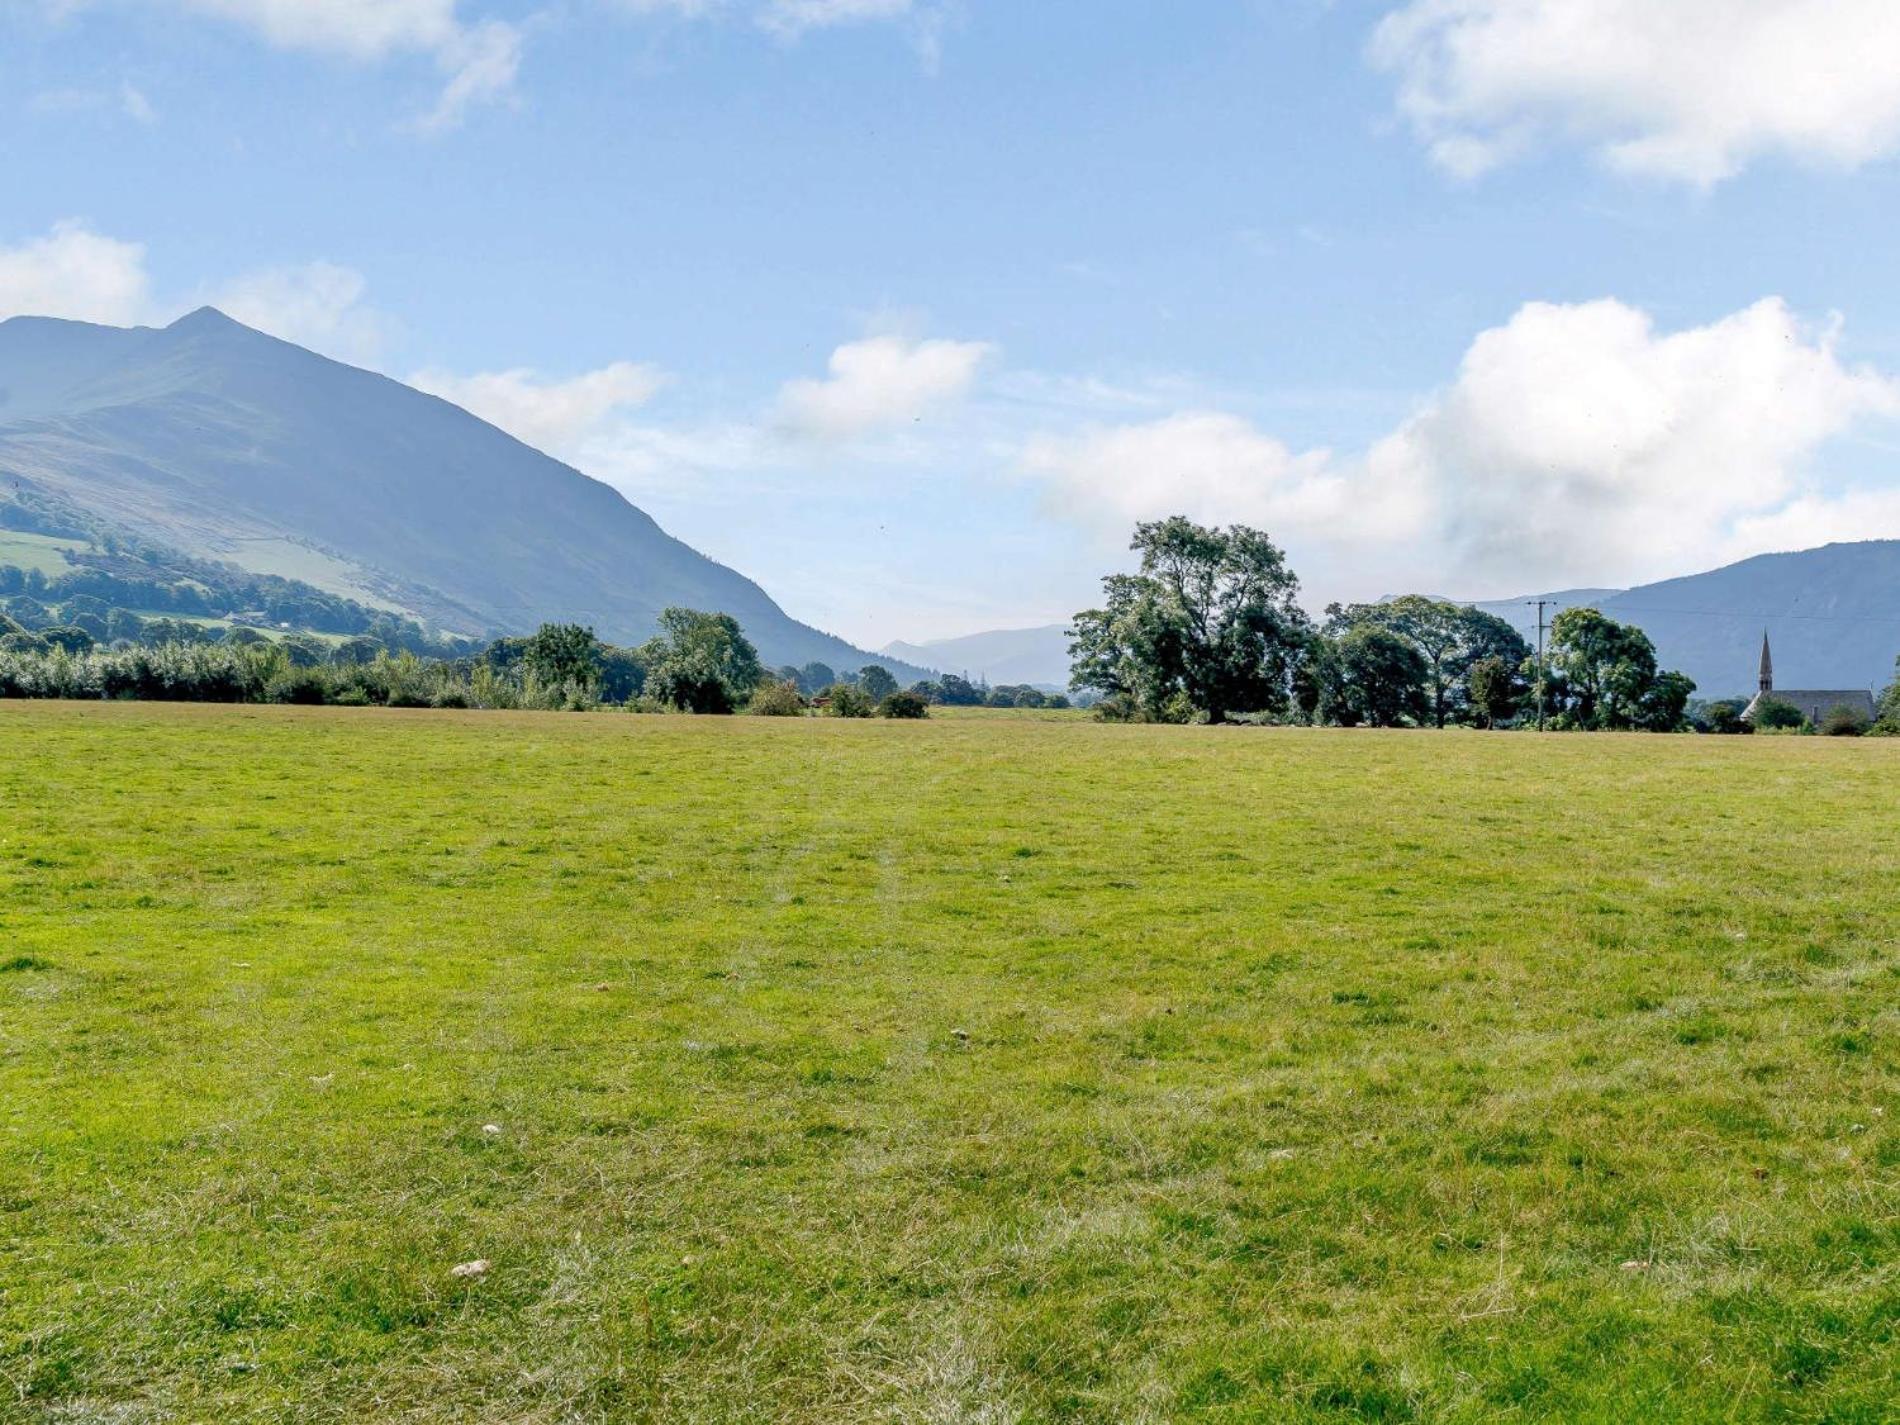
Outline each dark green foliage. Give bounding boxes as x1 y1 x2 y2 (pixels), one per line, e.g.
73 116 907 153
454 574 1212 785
642 608 764 715
937 674 984 706
522 623 604 695
878 691 929 719
1327 596 1531 727
598 647 646 704
797 662 837 696
1545 608 1697 731
1328 625 1430 727
1752 697 1807 731
856 665 898 702
821 683 874 718
1070 517 1312 723
1820 702 1870 737
1701 699 1753 735
1465 655 1518 728
38 626 94 655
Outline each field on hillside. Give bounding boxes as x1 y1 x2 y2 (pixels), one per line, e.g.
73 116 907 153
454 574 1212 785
2 704 1896 1423
0 532 84 580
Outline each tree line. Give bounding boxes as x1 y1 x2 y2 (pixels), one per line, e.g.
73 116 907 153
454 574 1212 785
0 606 939 718
1069 517 1900 733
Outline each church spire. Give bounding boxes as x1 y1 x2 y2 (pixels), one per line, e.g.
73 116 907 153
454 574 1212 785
1759 630 1773 694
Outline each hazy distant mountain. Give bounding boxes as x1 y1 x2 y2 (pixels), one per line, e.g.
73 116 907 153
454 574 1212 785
882 623 1072 689
0 308 926 676
1469 543 1900 698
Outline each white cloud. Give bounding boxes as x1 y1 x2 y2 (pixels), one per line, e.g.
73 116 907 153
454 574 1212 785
1371 0 1900 184
0 221 152 325
161 0 519 127
205 261 391 365
174 0 463 56
410 362 669 455
759 0 913 38
1025 297 1900 598
120 82 157 123
777 333 992 440
417 18 522 132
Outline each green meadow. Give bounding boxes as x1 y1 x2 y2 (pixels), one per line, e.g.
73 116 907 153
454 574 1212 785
2 702 1896 1423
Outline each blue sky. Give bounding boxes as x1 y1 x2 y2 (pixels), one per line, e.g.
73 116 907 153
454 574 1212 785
7 1 1900 646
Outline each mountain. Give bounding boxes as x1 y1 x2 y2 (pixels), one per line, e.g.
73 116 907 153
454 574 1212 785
0 308 927 677
1468 543 1900 698
882 623 1072 689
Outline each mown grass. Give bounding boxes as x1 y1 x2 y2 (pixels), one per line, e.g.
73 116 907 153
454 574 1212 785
1 702 1896 1423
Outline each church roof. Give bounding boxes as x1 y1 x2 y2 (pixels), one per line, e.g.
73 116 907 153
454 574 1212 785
1743 688 1876 723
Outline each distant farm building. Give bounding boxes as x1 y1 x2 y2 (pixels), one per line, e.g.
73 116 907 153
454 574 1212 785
1741 632 1876 726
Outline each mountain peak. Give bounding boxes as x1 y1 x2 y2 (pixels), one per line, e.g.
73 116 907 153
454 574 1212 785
166 305 248 334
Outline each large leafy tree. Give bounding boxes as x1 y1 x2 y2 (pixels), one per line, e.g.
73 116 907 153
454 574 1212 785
1546 608 1695 731
1069 518 1311 723
1327 596 1530 727
642 607 763 714
1330 624 1429 727
856 664 898 702
1465 655 1518 729
522 623 605 694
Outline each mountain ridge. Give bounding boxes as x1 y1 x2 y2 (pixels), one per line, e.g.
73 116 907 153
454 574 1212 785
1468 541 1900 697
0 309 929 679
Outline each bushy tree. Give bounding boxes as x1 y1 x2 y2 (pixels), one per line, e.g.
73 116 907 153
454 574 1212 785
1328 625 1429 727
1750 697 1806 731
1326 597 1530 727
39 625 94 655
747 680 807 716
937 674 983 706
857 665 898 702
1700 698 1752 735
1070 517 1311 724
821 682 874 718
878 691 929 719
1465 655 1518 729
797 662 836 696
1820 702 1870 737
1545 608 1695 731
523 623 604 694
642 608 763 714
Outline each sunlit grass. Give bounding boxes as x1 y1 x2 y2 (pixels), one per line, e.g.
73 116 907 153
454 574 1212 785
2 703 1896 1422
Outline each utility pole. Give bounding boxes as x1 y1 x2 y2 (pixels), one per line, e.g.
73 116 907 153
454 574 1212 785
1526 600 1551 731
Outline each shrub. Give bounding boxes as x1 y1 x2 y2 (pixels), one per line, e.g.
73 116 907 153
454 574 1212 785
821 683 874 718
331 686 372 707
267 669 330 705
432 689 471 710
748 680 807 716
1820 703 1870 737
1701 699 1752 735
1751 697 1806 731
878 691 929 719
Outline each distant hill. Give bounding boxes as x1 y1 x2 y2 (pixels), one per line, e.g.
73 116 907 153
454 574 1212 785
1467 543 1900 698
883 623 1072 689
0 308 926 678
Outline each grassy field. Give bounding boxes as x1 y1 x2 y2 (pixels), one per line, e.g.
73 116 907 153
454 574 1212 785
0 532 86 580
1 703 1896 1423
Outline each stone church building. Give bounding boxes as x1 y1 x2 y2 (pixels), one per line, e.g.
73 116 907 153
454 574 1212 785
1741 633 1877 726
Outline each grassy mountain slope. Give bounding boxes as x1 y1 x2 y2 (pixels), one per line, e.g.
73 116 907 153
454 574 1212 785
0 309 926 677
